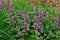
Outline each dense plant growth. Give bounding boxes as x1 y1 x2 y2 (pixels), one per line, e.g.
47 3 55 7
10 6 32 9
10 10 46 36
0 0 60 40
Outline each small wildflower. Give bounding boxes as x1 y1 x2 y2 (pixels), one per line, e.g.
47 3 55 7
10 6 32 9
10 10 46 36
58 14 60 18
57 25 60 28
33 16 38 23
38 28 42 32
24 23 28 28
34 23 38 27
34 27 38 30
34 23 38 30
7 0 14 13
0 2 3 8
24 22 29 30
10 15 14 21
24 10 28 15
43 12 46 17
24 15 29 23
51 17 57 22
7 0 12 5
57 23 60 28
36 10 42 15
39 11 43 16
40 17 45 22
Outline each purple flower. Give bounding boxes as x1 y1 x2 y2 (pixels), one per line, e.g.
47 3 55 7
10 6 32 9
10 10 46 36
24 22 29 30
58 15 60 18
10 15 14 21
56 22 60 28
36 10 42 15
34 23 38 27
18 35 24 38
0 3 3 8
10 15 14 19
57 25 60 28
33 16 38 23
43 12 46 17
7 6 14 12
58 23 60 26
51 17 57 22
7 0 12 5
24 16 29 23
24 22 28 28
38 28 42 32
24 10 28 15
7 0 14 13
40 17 45 22
34 23 38 30
40 11 43 16
34 27 38 30
8 4 13 8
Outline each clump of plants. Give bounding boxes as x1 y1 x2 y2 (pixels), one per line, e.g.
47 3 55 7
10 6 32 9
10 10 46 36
0 0 60 40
